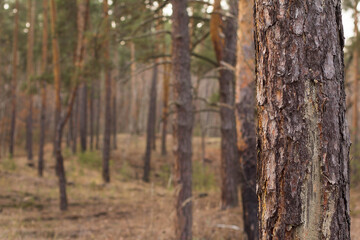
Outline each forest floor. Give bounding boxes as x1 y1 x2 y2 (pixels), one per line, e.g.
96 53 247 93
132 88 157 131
0 134 360 240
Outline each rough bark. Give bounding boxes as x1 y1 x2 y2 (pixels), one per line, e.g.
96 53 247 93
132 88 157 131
171 1 193 239
38 0 49 177
9 0 19 158
353 7 359 148
255 1 351 239
143 63 158 182
235 0 258 238
102 0 111 183
211 0 239 209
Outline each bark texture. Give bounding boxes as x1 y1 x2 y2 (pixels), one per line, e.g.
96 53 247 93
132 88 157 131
9 0 19 158
353 7 359 147
171 0 193 239
143 63 158 182
255 1 351 239
38 0 49 177
235 0 258 238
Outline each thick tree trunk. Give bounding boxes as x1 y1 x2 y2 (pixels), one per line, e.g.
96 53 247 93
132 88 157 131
255 1 351 239
215 0 239 209
102 0 111 183
79 82 87 152
38 0 49 177
235 0 258 238
161 62 170 156
9 0 19 158
143 63 158 182
171 1 193 239
26 0 36 165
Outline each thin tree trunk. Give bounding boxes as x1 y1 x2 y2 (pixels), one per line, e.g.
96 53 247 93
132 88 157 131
9 0 19 158
72 93 79 154
79 82 87 152
211 0 239 209
89 80 94 150
112 90 117 150
171 1 193 239
95 83 101 150
255 1 351 239
235 0 258 238
353 8 359 148
161 62 170 156
130 42 138 134
38 0 49 177
102 0 111 183
143 63 158 182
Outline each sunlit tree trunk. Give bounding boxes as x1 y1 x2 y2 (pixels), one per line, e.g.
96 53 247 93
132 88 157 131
171 0 193 239
38 0 49 177
255 1 351 238
9 0 19 158
102 0 111 183
143 62 158 182
235 0 258 238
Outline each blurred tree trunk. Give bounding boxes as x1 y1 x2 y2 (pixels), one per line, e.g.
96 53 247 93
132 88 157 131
161 60 171 156
79 82 87 152
130 42 139 134
211 0 239 209
26 0 36 165
112 46 119 150
9 0 19 158
171 0 193 239
102 0 111 183
235 0 258 238
89 80 94 150
38 0 49 177
143 62 158 182
95 82 101 150
353 7 359 148
72 93 79 154
255 1 350 238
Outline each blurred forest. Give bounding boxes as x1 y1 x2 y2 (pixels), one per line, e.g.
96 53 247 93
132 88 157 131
0 0 359 239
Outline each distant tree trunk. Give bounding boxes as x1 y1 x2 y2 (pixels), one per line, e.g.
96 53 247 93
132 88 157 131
353 7 359 148
255 1 351 239
161 62 170 156
38 0 49 177
112 90 117 150
211 0 239 209
95 83 101 150
235 0 258 238
9 0 19 158
26 0 36 165
130 42 139 134
89 80 94 150
102 0 111 183
143 63 158 182
112 47 119 150
79 82 87 152
72 93 79 154
171 1 193 239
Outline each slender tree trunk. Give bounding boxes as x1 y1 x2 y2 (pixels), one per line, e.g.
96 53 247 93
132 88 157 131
9 0 19 158
72 93 79 154
79 82 87 152
161 62 170 156
143 63 158 182
38 0 49 177
89 80 94 150
235 0 258 238
171 1 193 239
130 42 138 134
211 0 239 209
112 90 117 150
95 83 101 150
102 0 111 183
255 1 351 239
353 8 359 148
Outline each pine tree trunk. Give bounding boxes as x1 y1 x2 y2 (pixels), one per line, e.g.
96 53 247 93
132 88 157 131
102 0 111 183
89 80 94 150
143 63 158 182
72 93 79 154
353 8 359 148
9 0 19 158
235 0 258 238
79 82 87 152
130 42 139 134
171 1 193 239
95 83 101 150
255 1 351 239
38 0 49 177
161 62 170 156
218 0 239 209
112 90 117 150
